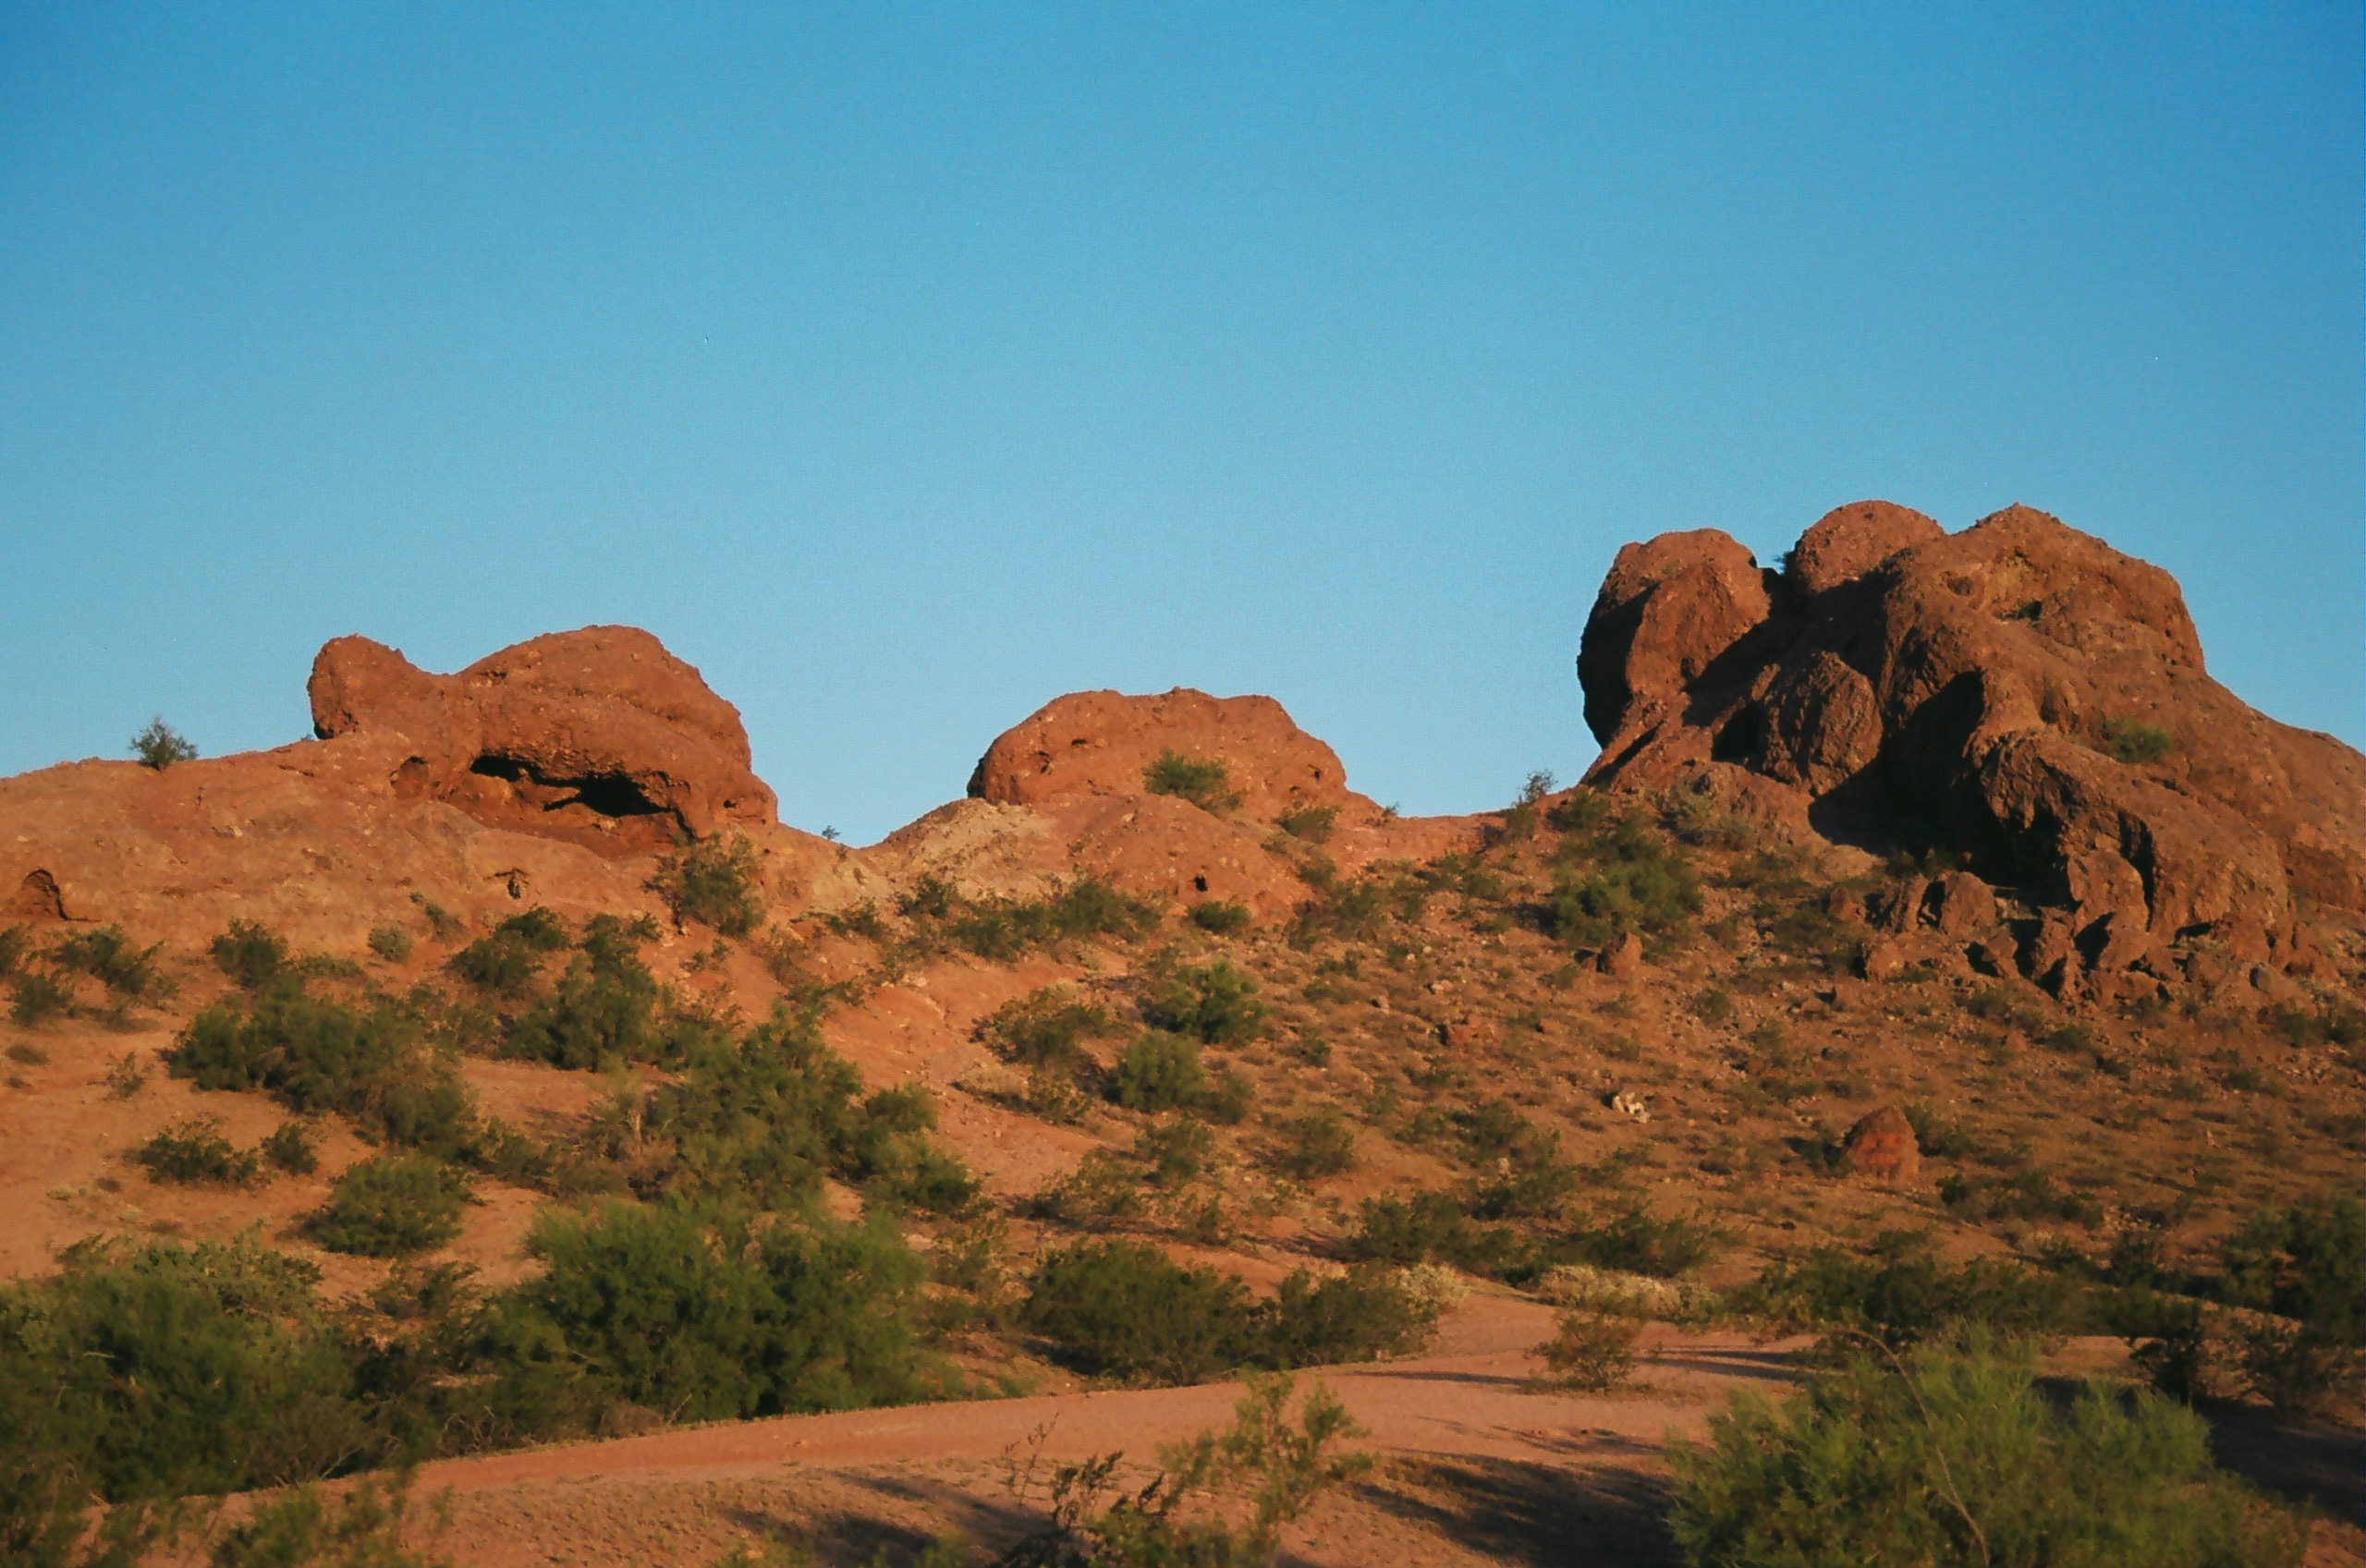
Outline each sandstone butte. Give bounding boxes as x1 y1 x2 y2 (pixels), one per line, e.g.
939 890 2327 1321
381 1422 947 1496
2 500 2357 1013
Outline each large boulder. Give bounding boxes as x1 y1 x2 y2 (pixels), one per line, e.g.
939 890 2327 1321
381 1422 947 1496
968 688 1365 825
1578 502 2365 983
309 626 775 854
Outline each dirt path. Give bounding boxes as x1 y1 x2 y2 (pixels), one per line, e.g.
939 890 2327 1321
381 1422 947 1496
399 1295 1809 1567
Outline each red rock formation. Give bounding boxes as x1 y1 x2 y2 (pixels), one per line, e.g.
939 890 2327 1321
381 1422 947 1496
969 688 1366 825
310 627 775 853
1578 502 2365 992
1838 1105 1921 1183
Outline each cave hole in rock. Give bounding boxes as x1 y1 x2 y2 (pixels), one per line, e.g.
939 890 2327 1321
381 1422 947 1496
1711 705 1763 763
468 754 667 820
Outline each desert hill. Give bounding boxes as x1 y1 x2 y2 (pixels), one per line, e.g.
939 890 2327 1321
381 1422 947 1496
0 502 2358 1567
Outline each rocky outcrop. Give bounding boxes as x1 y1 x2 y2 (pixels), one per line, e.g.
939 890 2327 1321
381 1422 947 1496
1838 1105 1921 1183
310 627 775 854
969 688 1367 825
1578 502 2365 993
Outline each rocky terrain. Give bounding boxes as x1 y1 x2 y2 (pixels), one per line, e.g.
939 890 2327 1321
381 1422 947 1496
1 501 2358 1567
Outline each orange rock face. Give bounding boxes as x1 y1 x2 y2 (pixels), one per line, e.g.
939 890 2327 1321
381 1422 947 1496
310 626 775 854
1838 1105 1921 1183
968 688 1366 825
1577 502 2365 991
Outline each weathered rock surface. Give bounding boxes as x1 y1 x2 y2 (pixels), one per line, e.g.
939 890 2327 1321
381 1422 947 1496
969 688 1368 825
310 627 776 853
1837 1104 1921 1183
1578 502 2365 991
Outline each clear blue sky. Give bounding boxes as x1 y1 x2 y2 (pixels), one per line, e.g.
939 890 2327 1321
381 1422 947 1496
4 4 2359 844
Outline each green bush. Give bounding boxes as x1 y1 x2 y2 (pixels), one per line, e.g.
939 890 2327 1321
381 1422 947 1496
1348 1191 1535 1281
1136 1117 1215 1187
1729 1240 2072 1349
447 906 570 995
368 925 415 963
1569 1204 1720 1278
1274 803 1336 843
1669 1334 2303 1568
1188 899 1252 935
1108 1031 1209 1113
1274 1108 1355 1179
1258 1264 1437 1368
1142 750 1240 812
489 1200 929 1424
261 1121 319 1176
134 1118 261 1187
2101 716 2177 765
1545 812 1701 947
313 1155 470 1257
942 876 1161 960
1536 1308 1641 1391
2215 1193 2364 1416
1024 1239 1256 1384
0 1234 375 1513
982 988 1110 1072
51 925 165 999
648 833 764 937
211 919 289 991
130 717 198 770
504 918 672 1070
1140 957 1266 1044
203 1469 450 1568
0 924 27 976
170 982 478 1157
1937 1169 2103 1228
9 966 74 1026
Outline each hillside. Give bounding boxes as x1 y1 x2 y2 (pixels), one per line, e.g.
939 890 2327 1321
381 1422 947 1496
1 501 2358 1567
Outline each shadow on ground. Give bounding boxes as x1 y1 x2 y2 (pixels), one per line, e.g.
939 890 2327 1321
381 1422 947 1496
1342 1453 1678 1568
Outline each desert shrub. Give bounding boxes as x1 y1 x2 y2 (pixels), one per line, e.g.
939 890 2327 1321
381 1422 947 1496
1274 803 1336 843
2262 996 2366 1051
204 1469 451 1568
170 983 478 1157
1188 899 1252 935
1024 1239 1256 1384
447 906 569 995
982 989 1110 1073
1259 1264 1438 1368
129 717 198 770
368 925 415 963
1544 812 1700 948
1937 1169 2103 1228
51 926 165 1000
211 919 290 991
1535 1308 1641 1391
0 924 30 975
649 833 764 938
1002 1372 1369 1568
314 1155 470 1257
1274 1108 1355 1179
9 966 74 1026
2101 716 2177 765
1136 1117 1216 1188
504 918 672 1070
1729 1240 2072 1349
839 1084 978 1215
1108 1031 1209 1113
1668 1333 2303 1568
482 1200 929 1428
261 1121 319 1176
1142 750 1239 812
1569 1205 1721 1279
2214 1193 2364 1416
1348 1191 1535 1281
5 1042 45 1066
103 1050 150 1100
821 900 889 940
134 1118 261 1187
0 1234 375 1512
1140 956 1265 1044
942 877 1161 960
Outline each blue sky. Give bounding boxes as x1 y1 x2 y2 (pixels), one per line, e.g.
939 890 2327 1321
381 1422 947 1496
3 4 2359 844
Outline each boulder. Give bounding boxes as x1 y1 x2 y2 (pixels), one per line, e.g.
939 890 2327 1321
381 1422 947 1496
1597 930 1646 978
1577 503 2365 978
968 688 1367 825
309 627 776 854
1837 1105 1921 1183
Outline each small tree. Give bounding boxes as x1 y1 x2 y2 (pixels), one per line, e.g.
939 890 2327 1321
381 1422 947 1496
130 718 197 770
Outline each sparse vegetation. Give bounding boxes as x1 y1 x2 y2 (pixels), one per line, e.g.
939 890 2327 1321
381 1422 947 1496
130 717 198 770
1188 898 1252 935
369 923 415 962
1274 1107 1356 1179
134 1117 262 1186
1108 1031 1210 1113
1670 1333 2303 1568
649 833 765 937
1274 802 1336 843
1534 1308 1641 1392
9 966 74 1026
51 925 165 999
1142 749 1240 812
313 1153 470 1256
1140 955 1265 1044
211 919 290 991
2100 716 2177 764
